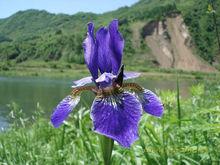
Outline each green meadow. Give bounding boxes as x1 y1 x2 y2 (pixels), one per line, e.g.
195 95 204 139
0 80 219 164
1 61 219 80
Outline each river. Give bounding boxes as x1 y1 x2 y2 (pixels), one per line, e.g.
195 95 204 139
0 76 199 130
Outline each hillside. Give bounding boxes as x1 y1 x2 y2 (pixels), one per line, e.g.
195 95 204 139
142 15 215 72
0 0 219 72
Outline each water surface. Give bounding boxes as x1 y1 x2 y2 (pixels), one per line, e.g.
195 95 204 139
0 76 198 129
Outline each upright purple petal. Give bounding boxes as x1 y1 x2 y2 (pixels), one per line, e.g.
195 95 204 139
91 92 142 148
140 89 164 117
109 20 124 75
51 95 80 128
83 22 98 79
96 27 112 73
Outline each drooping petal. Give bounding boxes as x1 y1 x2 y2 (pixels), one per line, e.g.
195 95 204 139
96 27 112 73
51 95 80 128
140 89 164 117
72 76 93 88
124 72 141 80
91 92 142 148
95 72 116 88
109 19 124 75
83 22 98 79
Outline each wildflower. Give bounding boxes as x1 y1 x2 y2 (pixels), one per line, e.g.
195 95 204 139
51 20 164 148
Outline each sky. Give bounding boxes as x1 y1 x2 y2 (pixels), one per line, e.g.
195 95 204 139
0 0 139 19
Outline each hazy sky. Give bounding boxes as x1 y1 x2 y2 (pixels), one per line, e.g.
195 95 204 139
0 0 139 19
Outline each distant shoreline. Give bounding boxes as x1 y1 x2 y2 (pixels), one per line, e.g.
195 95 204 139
0 61 219 80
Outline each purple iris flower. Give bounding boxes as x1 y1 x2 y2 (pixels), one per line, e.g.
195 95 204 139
51 19 164 148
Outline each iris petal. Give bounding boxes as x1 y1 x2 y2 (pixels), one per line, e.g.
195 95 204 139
109 19 124 75
95 72 116 88
124 72 141 80
96 27 112 73
91 92 142 148
51 95 80 128
140 89 164 117
72 76 93 87
83 22 98 79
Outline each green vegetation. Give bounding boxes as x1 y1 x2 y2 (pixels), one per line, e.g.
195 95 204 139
181 0 220 63
0 81 219 164
0 60 219 80
0 60 90 78
0 0 219 68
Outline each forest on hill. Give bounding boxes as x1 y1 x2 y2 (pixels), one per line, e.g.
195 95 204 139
0 0 219 70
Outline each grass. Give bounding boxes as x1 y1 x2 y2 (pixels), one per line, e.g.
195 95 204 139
0 81 219 164
0 61 89 78
0 61 220 81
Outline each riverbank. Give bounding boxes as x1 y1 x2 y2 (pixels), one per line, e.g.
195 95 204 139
0 61 219 80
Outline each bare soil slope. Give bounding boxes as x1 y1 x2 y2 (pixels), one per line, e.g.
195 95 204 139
138 15 216 72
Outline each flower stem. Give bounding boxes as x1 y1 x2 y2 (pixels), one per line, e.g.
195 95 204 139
176 76 181 128
99 135 114 165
